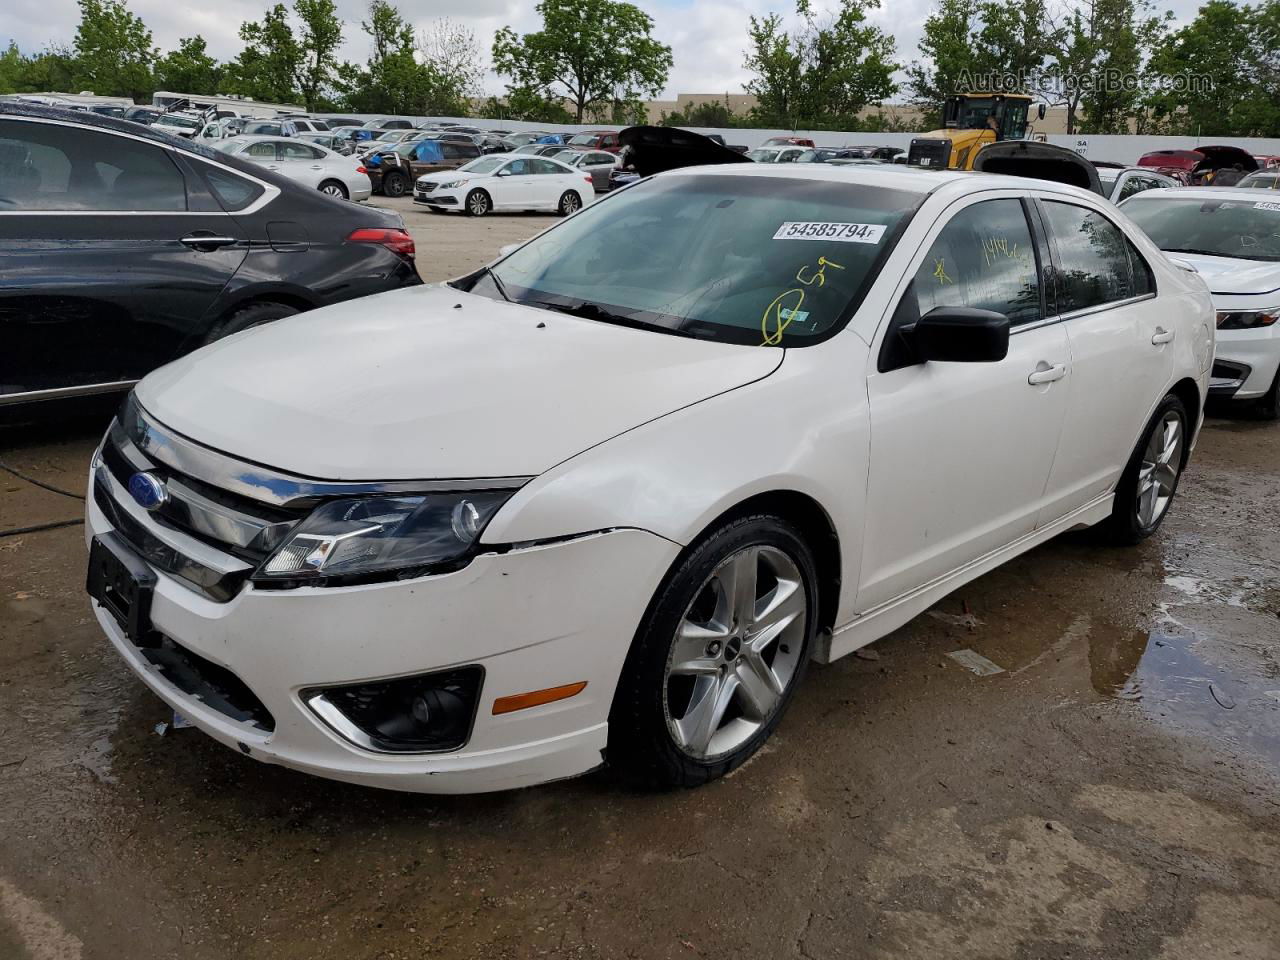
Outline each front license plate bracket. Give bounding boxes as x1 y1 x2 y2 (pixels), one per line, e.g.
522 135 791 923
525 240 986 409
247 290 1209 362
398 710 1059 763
87 533 157 646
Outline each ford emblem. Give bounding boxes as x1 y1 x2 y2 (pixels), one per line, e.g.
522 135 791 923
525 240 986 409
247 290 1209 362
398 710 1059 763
127 472 169 511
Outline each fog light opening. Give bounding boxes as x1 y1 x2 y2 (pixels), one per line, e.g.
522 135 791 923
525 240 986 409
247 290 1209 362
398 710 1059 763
303 666 483 753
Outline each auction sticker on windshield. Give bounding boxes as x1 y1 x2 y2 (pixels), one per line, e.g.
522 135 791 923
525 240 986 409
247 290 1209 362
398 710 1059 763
774 222 886 243
1255 202 1280 212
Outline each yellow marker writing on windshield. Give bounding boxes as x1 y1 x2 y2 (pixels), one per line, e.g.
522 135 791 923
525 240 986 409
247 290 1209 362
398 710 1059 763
761 256 845 346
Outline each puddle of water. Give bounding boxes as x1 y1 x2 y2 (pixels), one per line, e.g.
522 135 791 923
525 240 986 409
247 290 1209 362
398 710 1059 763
1095 632 1280 766
1163 573 1253 609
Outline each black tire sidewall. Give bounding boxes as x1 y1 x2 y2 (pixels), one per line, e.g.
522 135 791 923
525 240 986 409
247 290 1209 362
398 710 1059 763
559 191 580 215
383 172 407 197
608 514 819 788
1107 393 1189 543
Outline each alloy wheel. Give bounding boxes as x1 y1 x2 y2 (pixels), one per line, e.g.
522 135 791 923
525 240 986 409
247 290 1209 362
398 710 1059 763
663 545 807 760
321 183 346 198
561 192 581 215
467 191 489 216
1136 410 1183 528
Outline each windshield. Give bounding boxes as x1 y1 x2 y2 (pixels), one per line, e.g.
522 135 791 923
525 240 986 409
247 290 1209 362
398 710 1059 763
1242 175 1280 189
376 131 404 141
568 134 599 145
552 150 579 164
463 174 919 346
244 122 281 135
158 115 198 130
1123 197 1280 261
746 148 778 163
955 97 997 129
459 156 507 175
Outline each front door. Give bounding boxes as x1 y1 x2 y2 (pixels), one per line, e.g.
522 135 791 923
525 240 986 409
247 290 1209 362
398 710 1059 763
858 196 1071 610
0 117 245 399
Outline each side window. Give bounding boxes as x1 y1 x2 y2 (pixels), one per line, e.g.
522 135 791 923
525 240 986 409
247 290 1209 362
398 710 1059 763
1118 175 1153 201
279 141 321 160
533 158 564 174
245 141 278 159
590 152 613 165
461 143 481 159
912 198 1042 327
0 118 187 211
439 143 461 160
197 162 265 212
506 158 529 175
1042 201 1138 312
1127 240 1155 297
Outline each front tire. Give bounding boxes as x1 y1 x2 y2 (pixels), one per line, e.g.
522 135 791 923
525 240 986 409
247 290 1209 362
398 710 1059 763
1256 366 1280 420
1102 394 1188 544
465 189 491 217
558 190 582 216
609 514 817 789
319 180 349 200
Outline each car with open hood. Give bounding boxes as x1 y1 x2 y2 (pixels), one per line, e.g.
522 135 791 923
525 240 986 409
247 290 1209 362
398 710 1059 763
1122 187 1280 416
87 162 1211 795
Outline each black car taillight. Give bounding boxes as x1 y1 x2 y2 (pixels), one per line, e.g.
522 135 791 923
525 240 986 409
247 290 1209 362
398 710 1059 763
347 227 415 258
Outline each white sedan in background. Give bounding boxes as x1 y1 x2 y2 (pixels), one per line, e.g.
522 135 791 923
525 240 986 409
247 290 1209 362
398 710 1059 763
87 165 1211 795
1123 188 1280 417
413 154 593 216
215 135 371 201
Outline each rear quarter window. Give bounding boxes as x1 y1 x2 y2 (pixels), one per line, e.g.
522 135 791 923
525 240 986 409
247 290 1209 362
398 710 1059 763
194 160 265 212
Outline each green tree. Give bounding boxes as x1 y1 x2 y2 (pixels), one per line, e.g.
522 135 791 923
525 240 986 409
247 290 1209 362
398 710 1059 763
154 36 221 94
974 0 1057 83
1143 0 1279 136
661 99 743 128
231 0 342 110
482 88 575 123
491 0 673 122
905 0 982 124
744 0 898 129
73 0 156 100
417 17 485 110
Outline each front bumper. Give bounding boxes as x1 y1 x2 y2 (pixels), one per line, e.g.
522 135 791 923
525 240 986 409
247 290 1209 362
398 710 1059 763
414 185 465 208
1214 325 1280 399
87 490 679 793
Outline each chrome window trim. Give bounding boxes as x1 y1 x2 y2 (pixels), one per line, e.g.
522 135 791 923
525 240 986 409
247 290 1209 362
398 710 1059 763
1009 292 1158 335
0 380 137 406
123 397 532 508
0 114 281 216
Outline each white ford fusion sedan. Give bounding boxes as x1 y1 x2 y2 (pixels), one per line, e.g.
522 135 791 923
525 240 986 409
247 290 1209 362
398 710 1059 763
86 165 1213 794
1121 188 1280 418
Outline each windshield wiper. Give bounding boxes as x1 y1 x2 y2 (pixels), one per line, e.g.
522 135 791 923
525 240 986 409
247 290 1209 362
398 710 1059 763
527 299 688 336
478 266 513 302
1162 247 1231 257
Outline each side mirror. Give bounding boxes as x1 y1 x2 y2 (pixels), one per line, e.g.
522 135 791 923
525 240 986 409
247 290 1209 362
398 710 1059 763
1038 103 1047 120
910 306 1010 363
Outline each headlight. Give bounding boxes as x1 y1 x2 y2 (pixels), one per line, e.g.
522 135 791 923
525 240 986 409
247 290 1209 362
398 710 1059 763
436 179 466 189
1217 308 1280 329
252 491 514 587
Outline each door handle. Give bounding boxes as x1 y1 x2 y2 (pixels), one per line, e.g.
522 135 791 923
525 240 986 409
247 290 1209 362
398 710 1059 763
1151 327 1175 345
310 164 323 170
1027 362 1067 385
180 234 239 250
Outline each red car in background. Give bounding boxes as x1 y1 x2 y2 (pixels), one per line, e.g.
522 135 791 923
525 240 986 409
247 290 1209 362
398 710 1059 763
761 135 816 148
1138 145 1258 185
566 130 622 152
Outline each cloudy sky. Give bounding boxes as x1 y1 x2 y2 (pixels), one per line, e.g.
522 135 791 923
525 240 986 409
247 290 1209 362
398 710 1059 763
0 0 1203 100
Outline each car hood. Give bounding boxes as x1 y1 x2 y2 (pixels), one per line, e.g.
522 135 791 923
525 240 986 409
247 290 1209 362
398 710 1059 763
135 285 782 480
1166 253 1280 295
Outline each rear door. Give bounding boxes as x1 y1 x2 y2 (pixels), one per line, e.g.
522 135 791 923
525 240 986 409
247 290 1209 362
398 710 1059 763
0 117 246 401
276 139 326 190
859 195 1071 610
1033 196 1169 522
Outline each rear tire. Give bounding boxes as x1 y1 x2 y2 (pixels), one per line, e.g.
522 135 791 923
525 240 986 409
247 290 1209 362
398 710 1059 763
319 180 349 200
608 514 817 789
1101 394 1188 545
382 171 408 198
202 301 299 346
558 190 582 216
465 189 490 217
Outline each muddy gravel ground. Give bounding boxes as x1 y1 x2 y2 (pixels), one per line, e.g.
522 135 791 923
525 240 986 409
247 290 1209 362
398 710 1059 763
2 205 1280 959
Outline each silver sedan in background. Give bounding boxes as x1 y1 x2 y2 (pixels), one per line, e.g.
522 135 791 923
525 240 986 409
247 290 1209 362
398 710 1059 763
215 135 372 201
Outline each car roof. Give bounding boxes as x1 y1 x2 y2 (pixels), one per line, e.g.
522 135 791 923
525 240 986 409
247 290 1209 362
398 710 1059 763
658 161 1110 201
